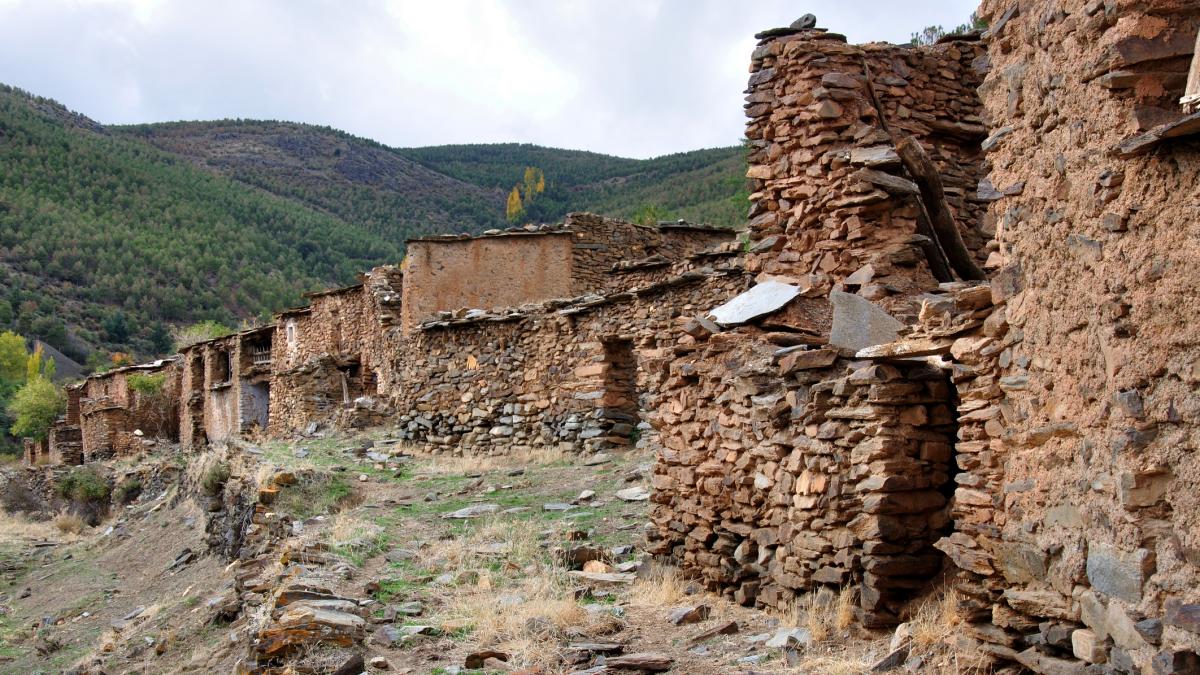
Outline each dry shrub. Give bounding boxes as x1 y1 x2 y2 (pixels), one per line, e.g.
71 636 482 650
53 511 86 535
1 477 48 516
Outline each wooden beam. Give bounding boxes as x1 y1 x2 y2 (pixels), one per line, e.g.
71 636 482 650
1184 29 1200 113
895 136 987 281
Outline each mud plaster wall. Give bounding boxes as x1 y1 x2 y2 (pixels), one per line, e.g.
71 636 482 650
744 30 991 320
399 216 735 333
945 0 1200 669
400 233 575 333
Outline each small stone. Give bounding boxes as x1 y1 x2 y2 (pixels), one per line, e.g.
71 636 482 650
442 504 500 519
369 656 389 670
1072 629 1107 664
668 604 711 626
616 487 650 501
789 13 816 29
765 627 811 649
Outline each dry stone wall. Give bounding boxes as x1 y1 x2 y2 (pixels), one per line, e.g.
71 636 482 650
647 320 959 627
387 261 750 456
744 28 992 320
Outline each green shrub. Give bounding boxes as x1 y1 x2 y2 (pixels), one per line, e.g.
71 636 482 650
201 462 231 497
57 466 111 503
127 373 167 396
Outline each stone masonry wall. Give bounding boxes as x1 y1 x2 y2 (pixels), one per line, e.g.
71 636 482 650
387 262 750 456
744 28 991 320
930 1 1200 671
269 267 400 435
647 324 957 627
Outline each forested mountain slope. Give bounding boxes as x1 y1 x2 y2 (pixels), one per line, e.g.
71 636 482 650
0 85 400 361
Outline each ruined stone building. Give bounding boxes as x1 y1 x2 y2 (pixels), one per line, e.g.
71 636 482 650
25 1 1200 671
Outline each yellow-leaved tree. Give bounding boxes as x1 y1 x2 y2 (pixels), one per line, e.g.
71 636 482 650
505 186 524 222
506 167 546 223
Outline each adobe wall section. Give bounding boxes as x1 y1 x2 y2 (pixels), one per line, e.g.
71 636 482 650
935 1 1200 671
744 29 990 318
400 232 576 333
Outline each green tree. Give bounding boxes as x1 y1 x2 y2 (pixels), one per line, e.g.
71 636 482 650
102 311 130 343
632 204 673 226
147 322 173 355
8 376 65 441
910 13 986 46
0 331 25 390
25 343 55 382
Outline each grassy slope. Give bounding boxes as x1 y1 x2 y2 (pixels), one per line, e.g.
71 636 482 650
0 85 400 358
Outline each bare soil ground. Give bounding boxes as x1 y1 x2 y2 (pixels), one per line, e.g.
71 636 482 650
0 430 973 674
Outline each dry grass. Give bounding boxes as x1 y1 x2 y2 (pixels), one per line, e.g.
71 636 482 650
908 587 963 648
777 586 858 643
415 446 566 476
52 511 87 535
422 516 615 670
0 510 64 541
627 560 688 607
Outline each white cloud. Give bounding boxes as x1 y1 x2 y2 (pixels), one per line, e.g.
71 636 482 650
0 0 979 158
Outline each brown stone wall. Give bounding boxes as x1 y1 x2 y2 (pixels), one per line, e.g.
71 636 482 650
400 232 575 332
565 213 733 294
269 272 397 436
647 326 957 627
74 361 179 461
744 29 991 319
933 0 1200 670
387 263 751 456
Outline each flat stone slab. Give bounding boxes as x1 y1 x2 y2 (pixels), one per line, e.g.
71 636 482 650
707 281 800 327
441 504 499 519
829 290 904 352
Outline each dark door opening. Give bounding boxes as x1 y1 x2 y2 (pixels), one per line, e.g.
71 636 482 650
600 338 639 445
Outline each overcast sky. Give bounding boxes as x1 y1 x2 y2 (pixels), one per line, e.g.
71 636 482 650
0 0 978 158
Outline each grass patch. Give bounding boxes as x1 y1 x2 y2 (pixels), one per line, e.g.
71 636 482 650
274 473 354 520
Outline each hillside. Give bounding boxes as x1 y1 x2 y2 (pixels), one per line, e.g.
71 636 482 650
114 120 509 238
0 85 401 361
398 143 749 226
118 123 749 231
